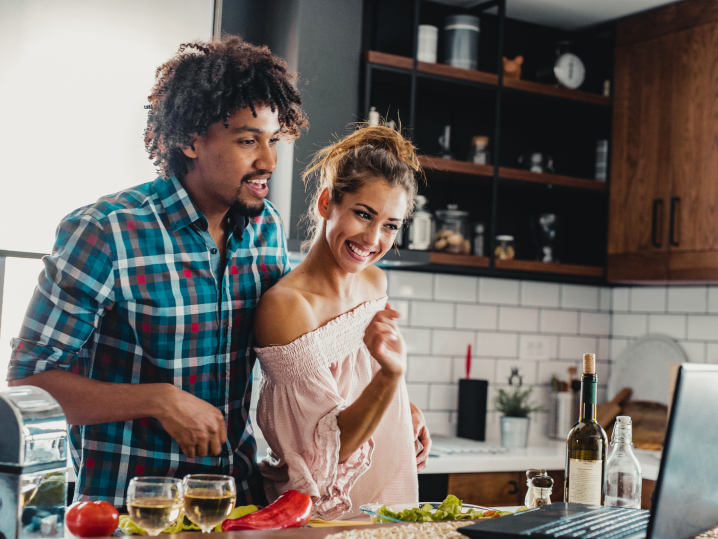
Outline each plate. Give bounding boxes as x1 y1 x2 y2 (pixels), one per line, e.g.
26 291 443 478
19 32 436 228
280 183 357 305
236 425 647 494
608 335 688 405
359 502 496 524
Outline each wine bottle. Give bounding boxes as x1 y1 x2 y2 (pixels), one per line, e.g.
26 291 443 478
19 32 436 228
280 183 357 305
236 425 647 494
564 353 608 505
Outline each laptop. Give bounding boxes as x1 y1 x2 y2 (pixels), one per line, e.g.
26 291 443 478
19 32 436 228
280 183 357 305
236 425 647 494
459 363 718 539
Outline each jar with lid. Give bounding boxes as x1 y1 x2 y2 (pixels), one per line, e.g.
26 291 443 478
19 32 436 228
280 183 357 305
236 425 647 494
467 136 490 165
495 235 515 260
408 195 434 251
433 205 470 254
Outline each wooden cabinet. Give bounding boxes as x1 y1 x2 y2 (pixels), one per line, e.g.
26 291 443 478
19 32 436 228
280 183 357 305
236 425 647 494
608 34 674 282
609 0 718 283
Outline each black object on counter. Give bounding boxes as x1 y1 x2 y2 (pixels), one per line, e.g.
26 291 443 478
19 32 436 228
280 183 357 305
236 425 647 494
457 379 489 441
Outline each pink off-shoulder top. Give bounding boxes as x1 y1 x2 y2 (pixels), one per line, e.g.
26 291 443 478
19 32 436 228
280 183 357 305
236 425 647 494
254 297 418 520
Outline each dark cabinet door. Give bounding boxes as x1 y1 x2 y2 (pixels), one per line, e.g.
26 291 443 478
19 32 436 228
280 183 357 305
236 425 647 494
669 23 718 280
448 472 522 507
607 34 675 283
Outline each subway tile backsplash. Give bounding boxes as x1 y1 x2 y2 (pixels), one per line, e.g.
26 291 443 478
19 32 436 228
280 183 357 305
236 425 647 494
386 273 718 442
250 277 718 445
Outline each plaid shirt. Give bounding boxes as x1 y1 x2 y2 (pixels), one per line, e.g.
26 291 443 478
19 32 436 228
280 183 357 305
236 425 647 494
8 176 288 507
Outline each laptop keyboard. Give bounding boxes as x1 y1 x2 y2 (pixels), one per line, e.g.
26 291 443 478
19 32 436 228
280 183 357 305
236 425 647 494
525 507 650 538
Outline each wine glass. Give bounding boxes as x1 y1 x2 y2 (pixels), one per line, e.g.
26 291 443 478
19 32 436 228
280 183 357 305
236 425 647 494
126 477 184 536
182 474 236 533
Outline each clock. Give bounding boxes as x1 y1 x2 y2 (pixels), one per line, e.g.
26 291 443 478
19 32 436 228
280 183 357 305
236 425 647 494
554 52 585 89
536 42 586 90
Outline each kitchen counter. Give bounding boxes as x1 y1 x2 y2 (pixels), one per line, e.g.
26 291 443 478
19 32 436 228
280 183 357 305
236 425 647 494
419 440 662 481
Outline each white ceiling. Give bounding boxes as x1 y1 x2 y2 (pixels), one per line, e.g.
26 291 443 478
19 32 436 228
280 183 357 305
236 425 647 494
432 0 684 30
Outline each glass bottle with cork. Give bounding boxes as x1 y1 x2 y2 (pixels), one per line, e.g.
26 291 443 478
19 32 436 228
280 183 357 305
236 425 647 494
564 353 608 505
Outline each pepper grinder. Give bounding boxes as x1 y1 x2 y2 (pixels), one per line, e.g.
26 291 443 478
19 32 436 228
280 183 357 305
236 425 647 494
530 471 554 508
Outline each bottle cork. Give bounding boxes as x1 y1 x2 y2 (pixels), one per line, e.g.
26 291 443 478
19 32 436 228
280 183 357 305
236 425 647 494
583 353 596 374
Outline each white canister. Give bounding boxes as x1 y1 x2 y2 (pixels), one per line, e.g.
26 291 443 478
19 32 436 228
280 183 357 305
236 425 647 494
418 25 438 63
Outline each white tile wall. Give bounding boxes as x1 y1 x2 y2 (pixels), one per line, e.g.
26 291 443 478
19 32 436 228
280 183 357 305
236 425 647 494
630 287 666 312
521 282 560 308
561 285 599 310
668 287 707 313
382 270 718 441
479 278 519 305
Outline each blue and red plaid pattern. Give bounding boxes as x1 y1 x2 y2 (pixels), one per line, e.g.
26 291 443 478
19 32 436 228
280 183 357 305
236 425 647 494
8 176 288 507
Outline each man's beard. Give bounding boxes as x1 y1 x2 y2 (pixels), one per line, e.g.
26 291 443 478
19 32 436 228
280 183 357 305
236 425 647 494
231 173 269 217
231 198 264 218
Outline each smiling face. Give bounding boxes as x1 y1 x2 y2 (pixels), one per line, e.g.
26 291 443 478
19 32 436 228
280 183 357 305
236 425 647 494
181 104 281 217
320 178 409 273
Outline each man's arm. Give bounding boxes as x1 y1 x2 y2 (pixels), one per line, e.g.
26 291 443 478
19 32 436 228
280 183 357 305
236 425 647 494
10 370 226 458
8 215 225 458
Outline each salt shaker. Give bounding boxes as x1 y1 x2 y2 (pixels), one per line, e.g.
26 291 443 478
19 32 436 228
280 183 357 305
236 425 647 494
530 472 554 508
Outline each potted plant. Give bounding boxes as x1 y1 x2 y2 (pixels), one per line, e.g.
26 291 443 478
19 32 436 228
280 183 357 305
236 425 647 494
495 369 543 448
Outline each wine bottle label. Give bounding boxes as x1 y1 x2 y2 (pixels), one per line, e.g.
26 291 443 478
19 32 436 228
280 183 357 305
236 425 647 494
568 458 602 505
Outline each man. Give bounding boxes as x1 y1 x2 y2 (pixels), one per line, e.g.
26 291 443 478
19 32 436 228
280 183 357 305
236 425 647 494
7 36 307 507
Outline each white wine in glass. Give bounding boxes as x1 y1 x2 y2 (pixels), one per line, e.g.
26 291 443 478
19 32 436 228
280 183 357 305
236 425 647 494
183 475 236 533
126 477 183 536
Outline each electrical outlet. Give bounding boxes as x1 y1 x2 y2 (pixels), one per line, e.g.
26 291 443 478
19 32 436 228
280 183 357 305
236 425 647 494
520 336 551 360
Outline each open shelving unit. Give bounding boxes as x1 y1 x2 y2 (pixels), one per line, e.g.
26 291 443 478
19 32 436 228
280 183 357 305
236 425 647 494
360 0 613 283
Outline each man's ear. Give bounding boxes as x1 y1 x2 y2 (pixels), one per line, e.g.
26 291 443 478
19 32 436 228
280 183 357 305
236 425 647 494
181 134 199 159
318 188 331 219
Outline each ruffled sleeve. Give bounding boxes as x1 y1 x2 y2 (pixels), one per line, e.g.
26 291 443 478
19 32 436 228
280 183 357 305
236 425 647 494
255 305 381 520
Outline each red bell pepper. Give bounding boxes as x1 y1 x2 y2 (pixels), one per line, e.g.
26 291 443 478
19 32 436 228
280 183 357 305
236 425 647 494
221 489 313 531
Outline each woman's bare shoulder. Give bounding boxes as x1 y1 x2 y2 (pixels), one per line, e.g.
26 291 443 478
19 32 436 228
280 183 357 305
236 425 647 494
254 282 319 348
362 264 388 298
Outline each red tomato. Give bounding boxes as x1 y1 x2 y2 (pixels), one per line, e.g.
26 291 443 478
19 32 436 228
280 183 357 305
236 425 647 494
66 501 119 538
482 510 498 518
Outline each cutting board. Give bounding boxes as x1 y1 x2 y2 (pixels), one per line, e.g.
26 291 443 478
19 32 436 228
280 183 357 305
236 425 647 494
597 387 632 428
608 400 668 450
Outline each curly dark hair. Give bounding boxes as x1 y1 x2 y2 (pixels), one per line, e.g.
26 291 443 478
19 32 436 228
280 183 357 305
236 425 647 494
145 36 308 180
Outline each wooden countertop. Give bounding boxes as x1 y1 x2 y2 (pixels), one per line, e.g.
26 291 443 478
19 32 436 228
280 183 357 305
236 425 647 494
161 521 466 538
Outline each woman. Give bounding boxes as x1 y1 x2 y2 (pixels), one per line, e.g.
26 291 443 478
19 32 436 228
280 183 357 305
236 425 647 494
253 125 431 520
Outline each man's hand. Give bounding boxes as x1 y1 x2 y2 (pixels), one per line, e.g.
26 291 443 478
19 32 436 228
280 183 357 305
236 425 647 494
157 385 227 458
410 401 431 471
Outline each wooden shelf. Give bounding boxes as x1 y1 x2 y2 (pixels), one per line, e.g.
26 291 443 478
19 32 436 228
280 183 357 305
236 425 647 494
499 167 607 191
502 77 611 107
419 158 606 192
420 156 494 180
417 61 498 86
495 259 605 277
364 51 609 106
430 252 491 267
364 51 413 70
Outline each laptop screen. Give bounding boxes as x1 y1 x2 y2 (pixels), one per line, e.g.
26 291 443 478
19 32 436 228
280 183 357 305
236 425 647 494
649 364 718 539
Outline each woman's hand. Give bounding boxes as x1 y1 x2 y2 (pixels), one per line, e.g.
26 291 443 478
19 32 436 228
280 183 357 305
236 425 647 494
410 402 432 471
364 303 405 377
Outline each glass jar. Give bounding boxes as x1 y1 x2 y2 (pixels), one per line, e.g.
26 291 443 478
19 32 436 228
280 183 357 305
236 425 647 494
495 235 515 260
433 205 470 254
408 195 434 251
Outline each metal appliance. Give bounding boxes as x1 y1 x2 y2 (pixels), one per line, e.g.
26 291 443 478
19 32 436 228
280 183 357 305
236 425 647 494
0 386 67 539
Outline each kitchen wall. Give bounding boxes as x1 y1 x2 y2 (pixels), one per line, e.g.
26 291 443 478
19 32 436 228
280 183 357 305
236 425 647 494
249 273 718 447
385 271 612 445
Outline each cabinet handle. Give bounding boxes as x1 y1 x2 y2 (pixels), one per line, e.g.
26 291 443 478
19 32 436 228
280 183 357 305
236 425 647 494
669 197 681 247
651 199 663 248
508 480 519 495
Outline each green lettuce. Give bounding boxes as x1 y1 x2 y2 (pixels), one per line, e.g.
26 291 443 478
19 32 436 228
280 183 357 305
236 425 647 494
375 495 512 523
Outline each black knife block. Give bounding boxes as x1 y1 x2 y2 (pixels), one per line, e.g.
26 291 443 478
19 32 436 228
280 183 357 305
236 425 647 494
457 379 489 441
